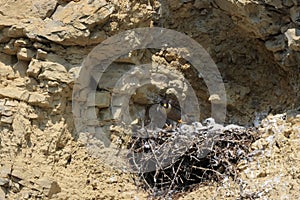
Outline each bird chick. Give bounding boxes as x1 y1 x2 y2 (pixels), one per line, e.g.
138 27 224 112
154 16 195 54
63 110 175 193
203 117 216 126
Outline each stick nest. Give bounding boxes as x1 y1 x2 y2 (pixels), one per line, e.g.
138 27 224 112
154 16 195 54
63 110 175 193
127 124 259 198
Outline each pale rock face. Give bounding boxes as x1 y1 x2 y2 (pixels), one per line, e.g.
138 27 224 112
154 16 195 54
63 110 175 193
285 28 300 51
0 87 30 101
0 187 5 199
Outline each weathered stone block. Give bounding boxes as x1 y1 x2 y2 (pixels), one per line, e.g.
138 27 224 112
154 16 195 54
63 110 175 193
27 59 42 78
5 100 18 107
28 93 50 108
86 119 99 126
38 61 71 83
14 39 31 48
1 116 13 124
36 49 47 60
17 48 35 61
2 39 17 55
52 1 113 26
0 87 29 102
1 108 13 116
30 0 58 19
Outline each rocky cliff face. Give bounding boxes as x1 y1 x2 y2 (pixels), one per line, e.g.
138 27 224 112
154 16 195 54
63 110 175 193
0 0 299 199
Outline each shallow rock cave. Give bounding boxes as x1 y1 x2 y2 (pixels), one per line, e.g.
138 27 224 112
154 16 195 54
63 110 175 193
90 0 300 129
151 0 299 125
96 46 298 129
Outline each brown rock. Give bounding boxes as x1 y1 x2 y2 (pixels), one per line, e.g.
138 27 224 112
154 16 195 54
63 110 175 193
290 6 300 25
52 0 113 28
28 93 50 108
38 61 71 83
265 34 286 52
17 48 36 61
17 0 114 45
0 87 30 101
0 62 14 79
2 39 17 55
193 0 210 9
0 165 11 178
1 108 13 116
0 187 5 200
27 59 42 78
14 39 31 48
35 178 61 198
4 100 18 107
13 60 29 77
0 0 54 19
0 116 13 124
36 49 48 60
12 113 31 141
0 27 11 43
30 0 58 19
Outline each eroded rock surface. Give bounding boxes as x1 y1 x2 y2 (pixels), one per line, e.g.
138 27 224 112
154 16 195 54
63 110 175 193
0 0 299 199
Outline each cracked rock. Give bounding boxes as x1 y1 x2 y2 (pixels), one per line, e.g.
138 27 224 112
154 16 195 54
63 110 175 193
38 61 72 83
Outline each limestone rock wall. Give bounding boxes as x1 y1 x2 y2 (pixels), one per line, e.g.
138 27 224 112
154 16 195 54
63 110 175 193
157 0 299 123
0 0 299 199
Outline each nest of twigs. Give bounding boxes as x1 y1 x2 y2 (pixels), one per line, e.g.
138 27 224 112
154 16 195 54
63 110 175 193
127 123 259 198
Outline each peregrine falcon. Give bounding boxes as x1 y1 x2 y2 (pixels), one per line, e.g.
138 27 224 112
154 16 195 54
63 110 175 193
159 99 182 124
